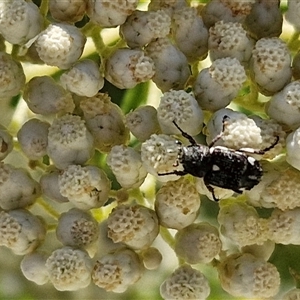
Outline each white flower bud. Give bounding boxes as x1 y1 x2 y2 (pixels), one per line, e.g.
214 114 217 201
140 247 162 270
241 240 275 261
218 253 280 299
141 133 181 182
148 0 187 14
155 177 200 230
80 93 130 153
160 264 210 300
107 204 159 250
40 168 69 203
0 124 13 160
0 52 25 98
120 10 171 48
45 246 93 291
244 0 282 40
0 163 41 210
201 0 255 28
218 202 268 247
56 208 99 251
286 1 300 31
209 21 254 64
206 108 262 150
286 127 300 171
59 165 111 210
157 90 203 136
266 80 300 130
92 248 143 293
145 37 190 92
105 48 155 89
268 207 300 244
87 0 138 27
60 59 104 97
49 0 87 23
250 37 291 96
175 222 221 264
107 145 147 189
172 7 208 62
21 251 49 285
193 57 246 111
47 114 94 169
125 105 160 142
23 76 75 115
17 118 50 160
35 23 86 69
283 288 300 300
0 209 46 255
0 0 43 45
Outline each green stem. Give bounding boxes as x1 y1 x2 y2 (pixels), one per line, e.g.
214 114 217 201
36 197 60 220
160 226 175 250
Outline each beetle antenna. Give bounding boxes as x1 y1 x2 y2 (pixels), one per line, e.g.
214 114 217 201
172 121 197 145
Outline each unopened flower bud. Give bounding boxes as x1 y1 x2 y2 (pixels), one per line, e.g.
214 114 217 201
58 165 111 210
0 124 13 160
107 204 159 250
47 114 94 169
140 247 162 270
17 118 50 160
45 246 93 291
282 288 300 300
92 248 143 293
0 209 46 255
35 23 86 69
155 177 200 229
286 127 300 171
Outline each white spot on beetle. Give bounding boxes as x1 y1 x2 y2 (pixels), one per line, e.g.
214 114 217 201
247 156 256 165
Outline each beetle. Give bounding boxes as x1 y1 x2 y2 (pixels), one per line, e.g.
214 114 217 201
159 115 279 201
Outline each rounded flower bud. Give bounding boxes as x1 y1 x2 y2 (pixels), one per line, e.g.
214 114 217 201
140 247 162 270
0 163 41 210
174 222 221 264
17 118 50 160
209 21 254 65
23 76 75 115
148 0 187 14
155 177 200 230
172 7 208 62
244 0 282 39
125 105 161 142
266 80 300 130
40 168 69 203
145 37 190 92
56 208 99 251
58 165 111 210
0 124 13 160
283 288 300 300
106 145 147 189
218 202 268 247
157 90 204 136
0 52 25 98
193 57 246 111
49 0 87 23
250 37 291 96
87 0 138 27
45 246 93 291
160 264 210 300
35 23 86 69
0 209 46 255
60 59 104 97
141 133 181 182
241 240 275 261
286 127 300 171
105 48 155 89
0 0 43 45
107 204 159 250
206 108 262 150
47 114 94 169
92 248 143 293
21 251 49 285
218 253 280 299
268 207 300 244
120 9 171 48
80 93 130 153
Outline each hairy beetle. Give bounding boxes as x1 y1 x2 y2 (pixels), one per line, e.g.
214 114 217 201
159 115 279 201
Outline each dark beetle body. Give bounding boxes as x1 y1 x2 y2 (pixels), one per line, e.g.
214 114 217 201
159 116 278 201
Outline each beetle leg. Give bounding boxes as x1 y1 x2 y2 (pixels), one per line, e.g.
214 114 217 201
203 179 219 202
158 170 187 176
238 136 279 155
172 121 197 145
208 115 230 147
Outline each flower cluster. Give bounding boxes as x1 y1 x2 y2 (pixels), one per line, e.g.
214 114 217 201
1 0 300 299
